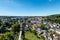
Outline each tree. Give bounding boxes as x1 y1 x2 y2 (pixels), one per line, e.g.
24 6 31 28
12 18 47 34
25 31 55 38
4 32 14 40
28 20 31 23
4 22 11 28
11 24 20 33
39 24 45 30
0 19 2 26
45 14 60 23
0 26 6 33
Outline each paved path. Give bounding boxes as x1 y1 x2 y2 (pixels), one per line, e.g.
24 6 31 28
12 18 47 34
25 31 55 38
18 31 22 40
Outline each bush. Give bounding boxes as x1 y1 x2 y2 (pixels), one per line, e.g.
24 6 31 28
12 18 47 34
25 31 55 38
0 34 5 40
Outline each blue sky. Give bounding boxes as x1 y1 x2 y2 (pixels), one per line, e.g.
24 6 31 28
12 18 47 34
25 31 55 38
0 0 60 16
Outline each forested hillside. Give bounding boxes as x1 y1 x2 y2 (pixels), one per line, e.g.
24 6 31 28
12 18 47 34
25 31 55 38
44 14 60 23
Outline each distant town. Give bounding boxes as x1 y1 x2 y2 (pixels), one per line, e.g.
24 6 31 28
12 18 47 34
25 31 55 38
0 14 60 40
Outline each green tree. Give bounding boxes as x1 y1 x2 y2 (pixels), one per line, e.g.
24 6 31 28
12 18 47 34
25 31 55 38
0 19 2 26
39 24 45 30
0 26 6 33
11 24 20 33
4 22 11 28
4 32 14 40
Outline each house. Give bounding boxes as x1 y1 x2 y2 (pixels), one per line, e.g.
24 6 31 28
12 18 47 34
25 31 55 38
49 24 54 28
32 24 37 30
36 27 42 37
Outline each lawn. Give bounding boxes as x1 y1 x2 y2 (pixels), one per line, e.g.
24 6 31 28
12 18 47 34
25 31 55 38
25 31 44 40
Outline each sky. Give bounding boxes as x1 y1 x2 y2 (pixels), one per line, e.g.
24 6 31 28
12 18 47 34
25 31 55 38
0 0 60 16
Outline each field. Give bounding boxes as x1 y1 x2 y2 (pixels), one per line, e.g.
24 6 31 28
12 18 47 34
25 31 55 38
25 31 44 40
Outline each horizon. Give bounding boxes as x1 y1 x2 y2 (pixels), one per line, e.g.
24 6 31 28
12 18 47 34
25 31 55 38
0 14 60 17
0 0 60 16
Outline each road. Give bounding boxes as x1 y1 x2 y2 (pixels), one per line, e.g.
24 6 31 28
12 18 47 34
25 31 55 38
18 31 22 40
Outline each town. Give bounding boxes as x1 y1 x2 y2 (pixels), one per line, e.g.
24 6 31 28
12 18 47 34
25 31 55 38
0 0 60 40
0 15 60 40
